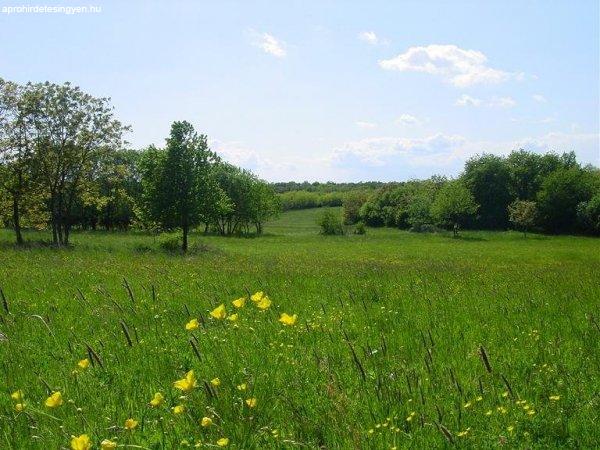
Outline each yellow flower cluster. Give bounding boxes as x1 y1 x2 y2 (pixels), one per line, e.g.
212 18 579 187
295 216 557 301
184 292 298 330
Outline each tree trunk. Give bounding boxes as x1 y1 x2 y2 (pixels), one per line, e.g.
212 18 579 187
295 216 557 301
182 224 188 253
63 223 70 246
12 196 24 246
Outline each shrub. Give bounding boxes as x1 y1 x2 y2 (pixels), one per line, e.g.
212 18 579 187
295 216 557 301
158 233 182 253
508 200 538 237
354 222 367 235
577 193 600 235
317 209 345 235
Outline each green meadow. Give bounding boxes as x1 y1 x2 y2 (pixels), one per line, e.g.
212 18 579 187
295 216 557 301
1 208 599 449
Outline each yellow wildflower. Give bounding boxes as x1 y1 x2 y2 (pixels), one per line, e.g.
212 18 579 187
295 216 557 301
211 377 221 387
172 405 185 414
70 434 91 450
236 383 247 391
15 403 25 412
279 313 298 326
549 395 560 401
124 418 138 430
507 425 514 433
11 390 23 402
250 291 265 302
100 439 117 450
527 409 536 416
245 397 257 408
485 409 493 416
100 440 117 450
497 406 507 414
463 401 472 408
45 391 63 408
174 370 198 392
149 392 164 407
227 314 238 322
232 297 246 308
256 296 271 310
217 437 229 447
77 358 90 370
476 396 483 402
185 319 199 331
201 416 213 427
456 427 471 437
406 412 416 422
210 304 227 320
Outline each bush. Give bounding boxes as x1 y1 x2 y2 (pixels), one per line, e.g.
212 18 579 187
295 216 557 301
158 233 182 253
317 209 345 235
577 193 600 235
354 222 367 235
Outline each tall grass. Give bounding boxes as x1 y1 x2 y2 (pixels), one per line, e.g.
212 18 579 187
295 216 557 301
0 210 599 448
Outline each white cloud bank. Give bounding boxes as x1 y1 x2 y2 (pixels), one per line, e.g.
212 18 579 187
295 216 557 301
328 132 599 179
379 44 524 87
211 132 598 182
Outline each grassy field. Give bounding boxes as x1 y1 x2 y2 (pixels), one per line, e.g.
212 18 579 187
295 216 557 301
1 208 599 449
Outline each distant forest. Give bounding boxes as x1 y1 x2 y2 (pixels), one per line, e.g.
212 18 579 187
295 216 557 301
1 79 599 247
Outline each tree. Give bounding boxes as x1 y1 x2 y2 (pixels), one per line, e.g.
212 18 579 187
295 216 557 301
248 181 280 234
0 79 39 245
430 181 478 237
342 191 369 225
577 193 600 235
537 167 594 233
29 81 128 246
462 154 512 229
508 200 537 237
141 121 217 251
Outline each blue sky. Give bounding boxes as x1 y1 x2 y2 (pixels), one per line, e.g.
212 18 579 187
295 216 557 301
1 0 598 181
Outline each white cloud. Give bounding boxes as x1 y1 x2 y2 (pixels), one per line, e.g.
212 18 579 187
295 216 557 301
455 94 482 107
488 96 517 108
330 134 468 167
355 121 378 129
532 94 547 103
358 31 388 46
396 114 423 126
326 132 599 182
379 44 523 87
252 32 286 58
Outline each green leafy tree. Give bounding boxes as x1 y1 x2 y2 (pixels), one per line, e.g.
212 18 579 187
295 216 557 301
508 200 538 237
431 181 478 237
537 167 594 233
0 79 39 244
462 154 512 229
342 191 369 225
141 121 217 252
29 81 128 246
577 193 600 235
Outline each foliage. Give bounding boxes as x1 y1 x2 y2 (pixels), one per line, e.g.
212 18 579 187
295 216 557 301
342 191 369 224
317 208 345 235
430 181 478 235
577 193 600 235
508 200 538 237
537 167 596 233
141 121 216 251
353 221 366 235
462 154 512 229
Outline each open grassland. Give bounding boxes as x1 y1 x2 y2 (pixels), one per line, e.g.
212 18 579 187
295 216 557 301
1 208 599 449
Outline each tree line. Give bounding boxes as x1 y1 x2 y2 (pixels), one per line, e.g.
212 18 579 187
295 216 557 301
344 151 600 235
0 79 280 251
